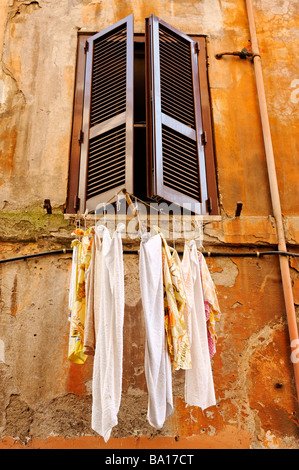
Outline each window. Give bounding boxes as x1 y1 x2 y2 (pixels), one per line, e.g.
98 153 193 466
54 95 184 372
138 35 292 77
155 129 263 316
65 14 218 216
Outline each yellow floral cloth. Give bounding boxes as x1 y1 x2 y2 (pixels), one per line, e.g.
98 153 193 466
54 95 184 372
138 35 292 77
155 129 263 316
158 229 191 371
199 252 221 357
68 227 94 364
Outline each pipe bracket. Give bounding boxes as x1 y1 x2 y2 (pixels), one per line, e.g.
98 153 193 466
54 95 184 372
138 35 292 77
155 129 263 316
215 48 260 62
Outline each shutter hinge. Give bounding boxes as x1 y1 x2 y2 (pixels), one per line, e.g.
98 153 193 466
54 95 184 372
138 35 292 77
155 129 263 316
78 130 84 145
84 40 89 53
206 197 212 214
201 131 207 146
74 195 80 212
194 42 200 54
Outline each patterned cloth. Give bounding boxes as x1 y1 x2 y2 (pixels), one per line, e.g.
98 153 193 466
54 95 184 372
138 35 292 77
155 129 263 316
198 252 221 358
157 229 191 371
68 227 94 364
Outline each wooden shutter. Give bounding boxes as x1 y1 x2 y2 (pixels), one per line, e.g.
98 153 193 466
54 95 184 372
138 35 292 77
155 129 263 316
78 15 134 213
146 15 209 215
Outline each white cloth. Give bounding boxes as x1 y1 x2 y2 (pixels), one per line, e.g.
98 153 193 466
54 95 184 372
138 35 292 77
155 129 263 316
182 241 216 410
91 223 125 442
139 233 174 429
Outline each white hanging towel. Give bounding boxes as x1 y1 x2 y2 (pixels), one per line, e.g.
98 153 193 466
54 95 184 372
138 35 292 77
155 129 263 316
181 241 216 411
139 233 174 429
91 223 125 442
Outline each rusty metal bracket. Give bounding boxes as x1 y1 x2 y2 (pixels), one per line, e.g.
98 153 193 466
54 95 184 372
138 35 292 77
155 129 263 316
43 199 52 214
235 201 243 217
215 48 261 62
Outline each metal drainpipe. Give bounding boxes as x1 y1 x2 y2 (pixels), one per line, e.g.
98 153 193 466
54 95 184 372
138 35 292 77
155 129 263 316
245 0 299 403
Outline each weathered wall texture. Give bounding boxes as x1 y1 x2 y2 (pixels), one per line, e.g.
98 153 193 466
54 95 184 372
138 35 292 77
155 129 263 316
0 0 299 449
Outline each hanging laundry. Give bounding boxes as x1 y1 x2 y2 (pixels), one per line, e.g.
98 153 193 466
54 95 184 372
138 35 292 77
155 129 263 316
198 253 221 358
68 239 79 325
83 227 97 356
68 227 94 364
91 223 125 442
182 241 216 411
179 242 193 350
156 228 191 371
65 198 222 432
139 232 174 429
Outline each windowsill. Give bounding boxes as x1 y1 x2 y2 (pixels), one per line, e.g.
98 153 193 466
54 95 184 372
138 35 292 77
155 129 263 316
63 213 284 248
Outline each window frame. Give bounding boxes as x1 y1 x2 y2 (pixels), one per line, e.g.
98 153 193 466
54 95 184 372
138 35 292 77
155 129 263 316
65 25 218 215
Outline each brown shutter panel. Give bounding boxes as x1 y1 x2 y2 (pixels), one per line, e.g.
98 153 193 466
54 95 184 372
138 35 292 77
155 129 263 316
78 15 134 213
146 15 209 215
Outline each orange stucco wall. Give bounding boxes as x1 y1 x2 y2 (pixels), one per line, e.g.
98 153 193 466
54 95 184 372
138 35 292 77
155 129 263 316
0 0 298 450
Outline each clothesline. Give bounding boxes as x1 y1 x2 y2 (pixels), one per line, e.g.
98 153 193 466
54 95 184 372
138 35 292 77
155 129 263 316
70 188 299 259
0 248 298 264
1 189 298 264
76 188 165 220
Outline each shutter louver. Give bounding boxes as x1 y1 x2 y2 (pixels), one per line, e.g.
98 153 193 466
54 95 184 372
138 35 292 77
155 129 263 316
162 125 200 200
159 26 195 129
87 125 126 199
146 15 208 215
78 15 134 213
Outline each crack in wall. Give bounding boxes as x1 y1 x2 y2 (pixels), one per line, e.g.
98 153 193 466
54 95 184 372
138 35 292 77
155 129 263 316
1 1 43 109
1 63 26 108
0 6 27 113
9 1 41 20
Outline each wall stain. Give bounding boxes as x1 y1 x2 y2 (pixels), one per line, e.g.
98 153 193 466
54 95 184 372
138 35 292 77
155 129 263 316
10 274 18 316
0 126 18 180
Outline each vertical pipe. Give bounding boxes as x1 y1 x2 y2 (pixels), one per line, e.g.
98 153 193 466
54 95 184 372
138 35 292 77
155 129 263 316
245 0 299 403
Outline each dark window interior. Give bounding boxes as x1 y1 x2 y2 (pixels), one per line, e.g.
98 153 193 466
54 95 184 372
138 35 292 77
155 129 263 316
133 41 147 202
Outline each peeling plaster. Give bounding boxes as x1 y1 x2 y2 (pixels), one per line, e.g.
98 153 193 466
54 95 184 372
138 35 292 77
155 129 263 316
231 301 243 308
0 63 26 111
9 1 41 20
210 258 239 287
217 320 289 445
